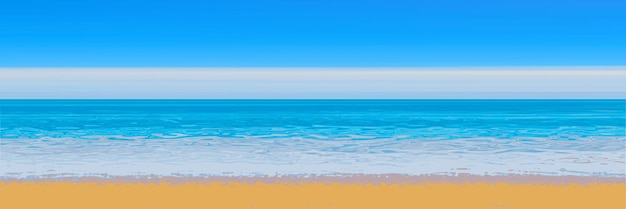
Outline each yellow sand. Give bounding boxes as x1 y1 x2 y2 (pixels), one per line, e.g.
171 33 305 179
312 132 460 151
1 182 624 209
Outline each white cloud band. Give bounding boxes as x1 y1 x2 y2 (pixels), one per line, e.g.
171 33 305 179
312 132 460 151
0 67 624 99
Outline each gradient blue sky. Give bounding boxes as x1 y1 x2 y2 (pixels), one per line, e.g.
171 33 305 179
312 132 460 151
1 0 625 67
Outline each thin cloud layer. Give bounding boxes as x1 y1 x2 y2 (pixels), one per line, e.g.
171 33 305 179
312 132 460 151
0 67 624 99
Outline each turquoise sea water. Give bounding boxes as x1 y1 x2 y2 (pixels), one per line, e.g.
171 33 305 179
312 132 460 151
1 100 624 178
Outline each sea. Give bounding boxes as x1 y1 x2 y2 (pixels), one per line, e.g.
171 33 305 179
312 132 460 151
1 100 624 179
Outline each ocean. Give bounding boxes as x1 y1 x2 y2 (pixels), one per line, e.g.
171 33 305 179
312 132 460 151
1 100 624 178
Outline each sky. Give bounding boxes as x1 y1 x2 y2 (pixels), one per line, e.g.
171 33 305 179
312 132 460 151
1 0 624 98
1 0 625 67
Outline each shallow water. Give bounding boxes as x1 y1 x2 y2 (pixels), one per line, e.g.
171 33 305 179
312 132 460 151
1 100 624 178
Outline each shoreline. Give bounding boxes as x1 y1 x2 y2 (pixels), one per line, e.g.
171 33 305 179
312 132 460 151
3 173 624 184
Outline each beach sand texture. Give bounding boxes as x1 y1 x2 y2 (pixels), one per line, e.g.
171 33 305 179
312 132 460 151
1 179 624 209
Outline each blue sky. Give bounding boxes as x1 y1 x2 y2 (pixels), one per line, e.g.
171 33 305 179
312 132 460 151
1 0 625 67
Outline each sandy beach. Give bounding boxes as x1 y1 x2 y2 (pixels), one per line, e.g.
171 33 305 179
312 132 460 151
1 175 624 209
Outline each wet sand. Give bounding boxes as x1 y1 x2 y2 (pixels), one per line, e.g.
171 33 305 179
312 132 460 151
1 174 624 209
